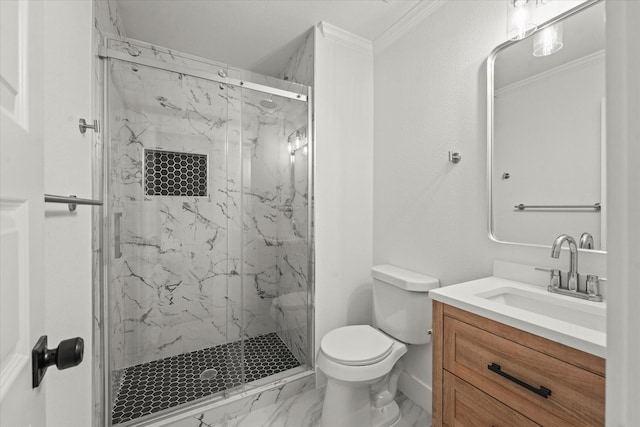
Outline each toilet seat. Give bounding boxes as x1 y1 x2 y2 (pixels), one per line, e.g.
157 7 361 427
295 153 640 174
320 325 394 366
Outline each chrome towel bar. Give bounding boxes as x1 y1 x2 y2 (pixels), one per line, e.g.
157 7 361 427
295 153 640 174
44 194 103 212
514 203 601 212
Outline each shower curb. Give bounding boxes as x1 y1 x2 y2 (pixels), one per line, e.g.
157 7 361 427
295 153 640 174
137 370 315 427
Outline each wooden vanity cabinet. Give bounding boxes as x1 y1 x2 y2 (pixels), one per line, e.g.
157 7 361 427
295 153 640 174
432 301 605 427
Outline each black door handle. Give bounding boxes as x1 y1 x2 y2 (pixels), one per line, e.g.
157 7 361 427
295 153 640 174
488 363 551 399
32 335 84 388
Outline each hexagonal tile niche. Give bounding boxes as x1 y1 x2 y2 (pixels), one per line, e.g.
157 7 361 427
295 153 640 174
144 149 208 197
111 333 301 425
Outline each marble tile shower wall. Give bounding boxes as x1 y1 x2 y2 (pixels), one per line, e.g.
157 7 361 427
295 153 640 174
107 39 310 370
106 39 241 371
109 59 244 368
272 155 309 364
94 1 126 425
280 29 315 87
273 29 315 364
241 92 309 364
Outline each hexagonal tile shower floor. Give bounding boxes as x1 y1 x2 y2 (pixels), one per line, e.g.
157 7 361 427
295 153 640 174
111 333 301 425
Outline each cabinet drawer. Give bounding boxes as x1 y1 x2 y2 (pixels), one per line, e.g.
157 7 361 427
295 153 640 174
444 316 604 427
444 371 540 427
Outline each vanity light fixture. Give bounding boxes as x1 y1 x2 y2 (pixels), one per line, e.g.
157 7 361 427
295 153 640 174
533 23 564 56
507 0 537 40
507 0 556 41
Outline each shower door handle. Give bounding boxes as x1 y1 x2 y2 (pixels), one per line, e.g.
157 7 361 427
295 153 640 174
114 212 122 259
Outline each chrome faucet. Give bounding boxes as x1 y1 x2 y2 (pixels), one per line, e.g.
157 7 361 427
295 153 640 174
551 234 578 292
537 234 603 301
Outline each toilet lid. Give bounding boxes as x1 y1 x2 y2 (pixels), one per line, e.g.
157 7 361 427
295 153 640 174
321 325 394 366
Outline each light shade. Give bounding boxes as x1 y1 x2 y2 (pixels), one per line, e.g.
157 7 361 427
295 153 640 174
507 0 537 40
533 23 564 56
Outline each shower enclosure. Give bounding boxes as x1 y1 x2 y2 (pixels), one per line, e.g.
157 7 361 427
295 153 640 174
98 39 313 426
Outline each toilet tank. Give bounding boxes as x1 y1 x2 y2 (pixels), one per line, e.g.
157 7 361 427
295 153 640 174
372 264 440 344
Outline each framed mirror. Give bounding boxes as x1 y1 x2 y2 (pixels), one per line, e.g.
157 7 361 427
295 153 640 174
488 0 606 252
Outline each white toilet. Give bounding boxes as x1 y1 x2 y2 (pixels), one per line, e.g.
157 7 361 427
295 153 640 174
317 264 439 427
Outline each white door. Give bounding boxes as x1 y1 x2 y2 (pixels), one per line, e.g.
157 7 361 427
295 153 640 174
0 0 47 425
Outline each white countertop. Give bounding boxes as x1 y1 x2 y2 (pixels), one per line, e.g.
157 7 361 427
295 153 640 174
429 276 606 358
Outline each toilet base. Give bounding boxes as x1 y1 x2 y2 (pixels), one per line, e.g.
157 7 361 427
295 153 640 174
320 379 401 427
372 400 401 427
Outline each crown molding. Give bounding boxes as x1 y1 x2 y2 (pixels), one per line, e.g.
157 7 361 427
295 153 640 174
496 49 605 97
374 0 448 54
317 22 373 56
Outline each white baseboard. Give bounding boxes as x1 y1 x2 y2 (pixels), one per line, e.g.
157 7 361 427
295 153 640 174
398 370 432 416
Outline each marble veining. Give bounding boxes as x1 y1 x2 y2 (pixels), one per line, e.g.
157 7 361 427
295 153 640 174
107 39 311 371
95 0 126 40
94 1 127 426
280 30 315 87
164 372 316 427
171 388 430 427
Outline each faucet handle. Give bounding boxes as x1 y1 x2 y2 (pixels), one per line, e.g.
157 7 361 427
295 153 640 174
579 232 595 249
535 267 561 289
586 275 602 299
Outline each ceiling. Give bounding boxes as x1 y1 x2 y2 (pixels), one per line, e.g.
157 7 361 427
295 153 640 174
116 0 423 77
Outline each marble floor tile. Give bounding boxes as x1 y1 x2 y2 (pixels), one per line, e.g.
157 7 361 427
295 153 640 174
212 387 431 427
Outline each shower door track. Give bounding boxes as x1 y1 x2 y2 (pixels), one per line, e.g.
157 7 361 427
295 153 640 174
98 46 309 102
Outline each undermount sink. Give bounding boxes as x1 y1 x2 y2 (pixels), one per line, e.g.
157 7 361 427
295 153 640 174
476 286 606 333
429 275 607 357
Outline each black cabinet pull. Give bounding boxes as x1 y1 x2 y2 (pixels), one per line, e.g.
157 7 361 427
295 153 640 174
488 363 551 399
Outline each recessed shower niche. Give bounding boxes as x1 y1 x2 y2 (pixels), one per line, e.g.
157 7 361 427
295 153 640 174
143 149 208 197
101 38 313 425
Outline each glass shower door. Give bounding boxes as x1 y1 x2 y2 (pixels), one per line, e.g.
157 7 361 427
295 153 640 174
103 46 313 424
106 58 242 424
237 83 311 388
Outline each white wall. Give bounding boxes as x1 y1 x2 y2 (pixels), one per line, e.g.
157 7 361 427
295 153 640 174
43 2 94 426
313 22 374 367
605 1 640 425
373 0 606 412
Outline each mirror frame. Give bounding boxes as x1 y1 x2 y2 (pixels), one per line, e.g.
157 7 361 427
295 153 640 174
486 0 606 254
